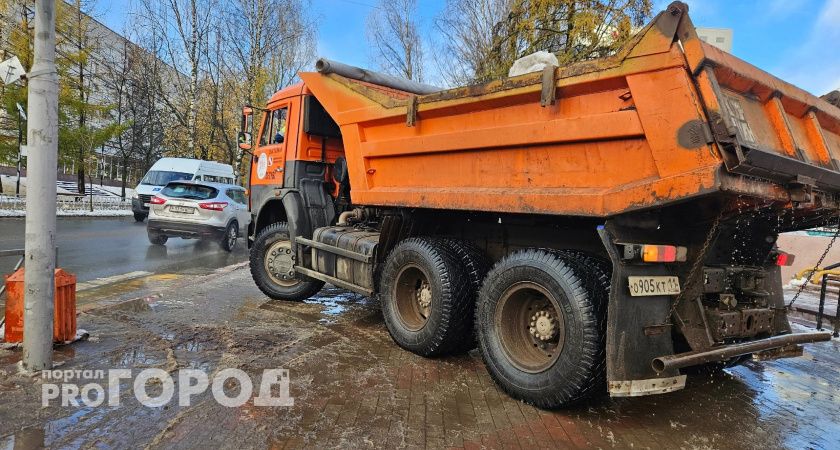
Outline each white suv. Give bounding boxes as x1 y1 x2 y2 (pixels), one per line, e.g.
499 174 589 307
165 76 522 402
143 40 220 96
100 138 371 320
146 181 250 252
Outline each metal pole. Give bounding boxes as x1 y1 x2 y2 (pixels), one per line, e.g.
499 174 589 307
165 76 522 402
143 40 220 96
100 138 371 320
23 0 58 371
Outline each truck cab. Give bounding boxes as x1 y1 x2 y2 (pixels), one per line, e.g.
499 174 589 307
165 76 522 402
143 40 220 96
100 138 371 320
240 84 346 248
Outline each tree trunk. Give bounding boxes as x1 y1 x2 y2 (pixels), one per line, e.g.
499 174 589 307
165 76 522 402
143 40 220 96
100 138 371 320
187 0 198 158
77 165 85 195
121 157 128 199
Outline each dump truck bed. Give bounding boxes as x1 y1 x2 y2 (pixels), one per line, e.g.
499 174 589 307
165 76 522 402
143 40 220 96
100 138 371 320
300 2 840 220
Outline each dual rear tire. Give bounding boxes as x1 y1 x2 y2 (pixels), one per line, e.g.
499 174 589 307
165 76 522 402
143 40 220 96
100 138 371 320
380 238 477 356
476 249 608 408
380 241 608 408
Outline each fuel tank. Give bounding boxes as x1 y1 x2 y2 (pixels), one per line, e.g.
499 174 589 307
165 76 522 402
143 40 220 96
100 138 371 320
311 226 379 290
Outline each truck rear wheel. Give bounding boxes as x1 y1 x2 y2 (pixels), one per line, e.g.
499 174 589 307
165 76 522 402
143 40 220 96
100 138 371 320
250 222 324 301
476 249 607 408
380 238 473 356
443 239 490 352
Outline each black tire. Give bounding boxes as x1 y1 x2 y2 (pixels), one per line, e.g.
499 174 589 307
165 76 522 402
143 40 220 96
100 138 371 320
249 222 324 301
220 220 238 252
476 248 607 409
147 230 168 245
442 239 491 352
134 212 146 222
380 237 473 356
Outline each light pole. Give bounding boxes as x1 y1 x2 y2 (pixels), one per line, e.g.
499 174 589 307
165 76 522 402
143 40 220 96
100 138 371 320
23 0 59 371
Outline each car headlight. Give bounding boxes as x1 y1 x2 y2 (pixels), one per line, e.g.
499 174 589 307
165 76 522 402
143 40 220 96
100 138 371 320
132 194 139 200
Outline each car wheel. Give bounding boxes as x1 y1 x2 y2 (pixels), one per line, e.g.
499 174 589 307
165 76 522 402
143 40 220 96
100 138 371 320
380 237 473 357
221 220 238 252
148 230 168 246
134 212 146 222
476 249 607 408
249 222 324 301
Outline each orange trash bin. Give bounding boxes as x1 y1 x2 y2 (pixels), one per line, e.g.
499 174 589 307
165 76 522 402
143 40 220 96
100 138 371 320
3 268 77 343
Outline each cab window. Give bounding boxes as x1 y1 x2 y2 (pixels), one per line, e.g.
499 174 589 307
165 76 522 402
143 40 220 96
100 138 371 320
259 107 288 146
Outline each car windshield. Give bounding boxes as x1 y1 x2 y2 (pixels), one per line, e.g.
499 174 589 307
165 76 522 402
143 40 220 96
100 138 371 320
140 170 193 186
161 183 218 200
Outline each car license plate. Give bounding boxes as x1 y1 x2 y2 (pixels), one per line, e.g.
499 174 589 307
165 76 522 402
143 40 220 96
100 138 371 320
143 203 149 208
170 206 193 214
627 276 681 297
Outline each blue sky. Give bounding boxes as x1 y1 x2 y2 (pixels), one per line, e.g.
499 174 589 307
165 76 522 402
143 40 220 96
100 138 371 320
95 0 840 95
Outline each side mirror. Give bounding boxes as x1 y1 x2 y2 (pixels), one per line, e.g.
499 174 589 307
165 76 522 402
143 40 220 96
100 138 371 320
239 106 254 151
238 131 252 151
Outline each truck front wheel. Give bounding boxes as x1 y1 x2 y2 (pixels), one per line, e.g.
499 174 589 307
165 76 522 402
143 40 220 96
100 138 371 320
380 238 473 356
476 249 606 408
249 222 324 301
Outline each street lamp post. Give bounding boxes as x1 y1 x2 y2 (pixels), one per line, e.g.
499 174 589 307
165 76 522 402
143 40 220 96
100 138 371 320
23 0 59 371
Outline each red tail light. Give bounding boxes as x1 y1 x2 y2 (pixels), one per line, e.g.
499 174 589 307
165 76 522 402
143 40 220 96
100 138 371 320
150 196 166 205
199 201 228 211
641 244 687 263
776 252 795 266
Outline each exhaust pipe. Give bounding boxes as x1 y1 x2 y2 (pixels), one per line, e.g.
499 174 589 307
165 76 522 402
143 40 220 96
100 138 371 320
315 58 442 96
652 331 832 372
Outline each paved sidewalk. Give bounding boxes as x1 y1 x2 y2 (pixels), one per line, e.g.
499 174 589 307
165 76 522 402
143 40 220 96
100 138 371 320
0 265 838 449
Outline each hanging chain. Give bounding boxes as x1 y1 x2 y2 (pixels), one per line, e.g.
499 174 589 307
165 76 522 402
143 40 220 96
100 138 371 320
661 212 723 326
788 221 840 308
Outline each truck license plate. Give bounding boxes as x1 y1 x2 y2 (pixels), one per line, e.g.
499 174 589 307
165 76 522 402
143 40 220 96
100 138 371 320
170 206 193 214
628 276 680 297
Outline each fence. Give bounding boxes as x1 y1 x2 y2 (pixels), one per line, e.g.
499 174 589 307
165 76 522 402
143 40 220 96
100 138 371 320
0 194 131 212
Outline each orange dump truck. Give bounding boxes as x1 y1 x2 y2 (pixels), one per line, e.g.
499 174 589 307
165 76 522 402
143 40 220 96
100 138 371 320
239 2 837 408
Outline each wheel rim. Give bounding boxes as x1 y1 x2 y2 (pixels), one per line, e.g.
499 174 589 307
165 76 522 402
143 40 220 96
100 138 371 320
264 238 299 287
227 226 237 248
495 281 565 373
393 264 432 331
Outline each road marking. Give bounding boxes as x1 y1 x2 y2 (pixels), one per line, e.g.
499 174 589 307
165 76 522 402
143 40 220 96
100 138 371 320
76 271 152 291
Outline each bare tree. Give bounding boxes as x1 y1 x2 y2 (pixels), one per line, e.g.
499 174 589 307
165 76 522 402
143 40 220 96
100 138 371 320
433 0 511 86
137 0 216 159
434 0 652 86
222 0 316 179
366 0 424 82
224 0 316 104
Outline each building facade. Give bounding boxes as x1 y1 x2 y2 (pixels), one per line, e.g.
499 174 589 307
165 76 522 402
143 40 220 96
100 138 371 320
696 27 733 53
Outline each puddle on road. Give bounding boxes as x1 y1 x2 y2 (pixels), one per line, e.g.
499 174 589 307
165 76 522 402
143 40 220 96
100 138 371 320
110 346 164 367
304 286 372 323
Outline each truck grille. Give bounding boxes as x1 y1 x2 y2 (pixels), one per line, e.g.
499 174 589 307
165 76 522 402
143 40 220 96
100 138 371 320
138 194 152 208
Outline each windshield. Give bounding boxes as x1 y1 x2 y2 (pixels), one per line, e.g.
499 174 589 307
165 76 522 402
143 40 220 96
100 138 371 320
140 170 193 186
161 183 218 200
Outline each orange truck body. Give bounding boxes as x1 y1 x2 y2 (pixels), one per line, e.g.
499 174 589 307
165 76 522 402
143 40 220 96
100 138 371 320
291 10 840 218
244 2 837 405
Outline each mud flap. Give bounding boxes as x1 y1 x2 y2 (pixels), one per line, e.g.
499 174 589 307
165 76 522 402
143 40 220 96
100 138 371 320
598 224 686 397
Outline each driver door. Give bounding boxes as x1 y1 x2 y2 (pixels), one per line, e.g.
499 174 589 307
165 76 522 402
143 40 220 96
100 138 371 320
252 105 290 186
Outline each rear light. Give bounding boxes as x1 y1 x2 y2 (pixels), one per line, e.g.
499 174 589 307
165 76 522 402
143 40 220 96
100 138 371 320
199 201 228 211
623 244 688 262
150 196 166 205
775 251 795 266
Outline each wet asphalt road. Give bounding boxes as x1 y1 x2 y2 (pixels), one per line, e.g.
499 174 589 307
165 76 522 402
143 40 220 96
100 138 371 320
1 266 838 449
0 217 248 283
